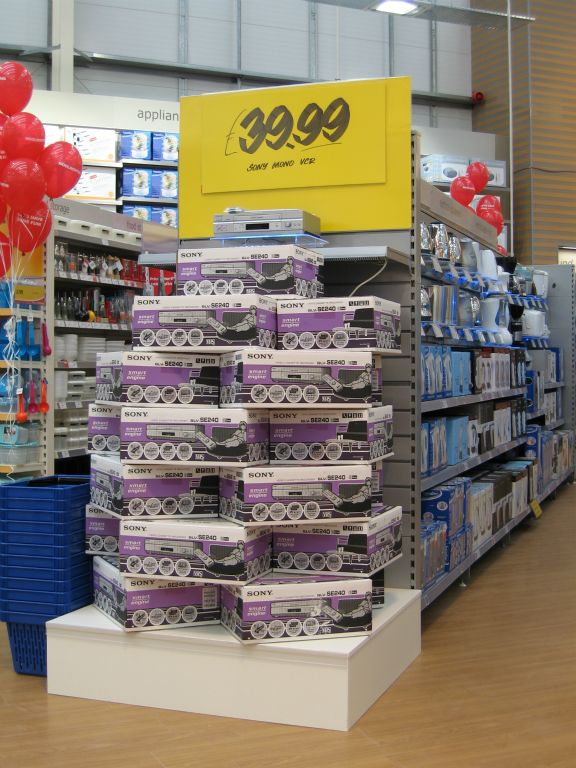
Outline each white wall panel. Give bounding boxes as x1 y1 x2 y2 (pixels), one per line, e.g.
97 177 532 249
74 67 180 102
188 17 237 70
75 0 179 62
240 1 309 78
0 0 49 47
436 21 471 96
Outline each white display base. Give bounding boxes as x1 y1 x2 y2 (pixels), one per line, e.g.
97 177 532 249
47 588 421 731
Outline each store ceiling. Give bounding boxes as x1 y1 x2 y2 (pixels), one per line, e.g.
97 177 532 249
309 1 535 29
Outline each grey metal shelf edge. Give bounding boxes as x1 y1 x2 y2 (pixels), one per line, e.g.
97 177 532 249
421 388 526 413
55 448 90 460
121 197 178 205
421 467 574 610
421 437 529 492
54 229 142 253
121 158 178 168
544 381 565 390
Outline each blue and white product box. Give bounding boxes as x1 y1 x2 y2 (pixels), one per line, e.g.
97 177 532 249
151 169 178 199
433 346 444 398
421 154 469 184
421 347 428 399
122 167 153 198
422 346 436 399
450 350 461 397
120 130 152 160
446 416 469 465
427 417 447 475
122 204 152 221
421 485 464 538
445 527 467 572
151 206 178 228
421 422 430 477
152 132 179 162
442 347 452 398
468 418 479 458
452 477 471 526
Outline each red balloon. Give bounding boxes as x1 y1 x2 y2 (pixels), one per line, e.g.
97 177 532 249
8 201 52 253
497 245 507 256
467 162 490 193
0 232 11 277
0 158 46 214
476 195 501 216
478 207 504 235
0 114 8 176
39 141 83 198
450 175 476 206
2 112 45 160
0 61 34 116
0 196 6 224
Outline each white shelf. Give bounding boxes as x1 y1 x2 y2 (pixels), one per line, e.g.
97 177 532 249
121 158 178 168
54 228 141 253
547 418 565 430
0 307 44 319
421 467 574 609
47 588 421 731
55 399 91 411
56 360 96 369
64 198 123 207
421 387 525 413
0 463 45 474
421 436 528 491
544 381 564 390
55 320 130 333
55 270 144 289
55 448 89 459
121 197 178 205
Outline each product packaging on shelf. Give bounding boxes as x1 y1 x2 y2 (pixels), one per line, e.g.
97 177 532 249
421 422 430 476
85 504 120 555
65 167 117 202
131 294 277 352
119 130 152 160
64 126 117 163
88 404 121 454
93 556 220 631
269 405 393 464
220 574 372 643
273 506 402 576
445 416 469 465
420 154 469 184
276 296 401 352
90 454 219 518
424 417 447 475
120 406 269 465
122 204 152 221
151 206 178 229
151 169 178 199
119 519 272 585
122 167 153 198
218 463 385 526
152 132 179 162
96 351 220 406
177 245 324 297
219 349 382 408
421 520 447 588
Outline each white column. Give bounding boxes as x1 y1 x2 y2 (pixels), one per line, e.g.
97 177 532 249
51 0 75 92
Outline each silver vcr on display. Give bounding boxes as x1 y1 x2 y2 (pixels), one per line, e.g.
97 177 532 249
213 209 321 237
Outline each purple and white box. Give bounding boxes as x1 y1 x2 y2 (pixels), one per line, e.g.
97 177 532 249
177 244 324 297
90 453 219 518
221 574 372 644
131 294 277 352
88 404 121 454
219 463 385 526
276 295 401 353
269 405 393 464
120 406 269 465
119 519 273 585
86 504 120 554
93 556 220 631
219 349 382 408
96 351 220 406
273 506 403 576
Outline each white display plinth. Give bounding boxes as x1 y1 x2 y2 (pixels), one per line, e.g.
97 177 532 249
47 588 421 731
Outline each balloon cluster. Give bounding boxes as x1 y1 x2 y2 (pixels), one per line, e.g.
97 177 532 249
0 61 83 275
449 161 504 239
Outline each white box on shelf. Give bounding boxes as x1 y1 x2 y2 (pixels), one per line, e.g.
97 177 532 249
421 154 469 183
93 555 220 631
221 574 372 644
64 126 117 163
88 404 121 454
219 463 386 526
120 406 269 465
90 453 219 518
119 518 273 585
65 167 117 201
219 349 381 408
85 504 120 555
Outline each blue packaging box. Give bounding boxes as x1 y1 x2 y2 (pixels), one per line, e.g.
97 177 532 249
151 206 178 229
442 347 452 398
122 168 153 198
422 346 436 399
421 422 430 477
451 350 461 396
122 204 152 221
151 169 178 199
427 417 447 474
119 130 152 160
446 416 469 465
433 346 444 398
445 527 467 572
422 485 462 537
152 132 179 162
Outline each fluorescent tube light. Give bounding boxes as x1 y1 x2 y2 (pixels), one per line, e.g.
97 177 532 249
374 1 417 14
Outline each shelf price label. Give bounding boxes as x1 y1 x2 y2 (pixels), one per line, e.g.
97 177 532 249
530 500 543 519
200 80 388 194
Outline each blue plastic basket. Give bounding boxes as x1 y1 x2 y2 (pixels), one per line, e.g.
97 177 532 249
0 538 87 558
0 558 90 582
0 573 92 601
0 515 85 535
0 591 92 619
0 475 90 511
6 622 47 676
0 503 86 524
0 550 89 573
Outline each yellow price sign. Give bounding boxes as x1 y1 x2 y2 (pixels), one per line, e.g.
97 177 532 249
179 77 412 238
530 500 543 519
201 81 386 193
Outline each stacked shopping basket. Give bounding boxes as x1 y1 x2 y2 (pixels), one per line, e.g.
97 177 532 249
0 476 92 675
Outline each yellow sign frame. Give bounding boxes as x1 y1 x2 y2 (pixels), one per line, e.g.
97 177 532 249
179 77 412 238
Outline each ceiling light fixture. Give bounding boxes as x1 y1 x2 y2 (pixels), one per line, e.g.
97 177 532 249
374 1 417 15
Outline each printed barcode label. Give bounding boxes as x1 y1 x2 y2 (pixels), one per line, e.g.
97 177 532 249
202 586 219 609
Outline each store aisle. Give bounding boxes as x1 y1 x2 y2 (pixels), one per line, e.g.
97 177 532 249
1 483 575 768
